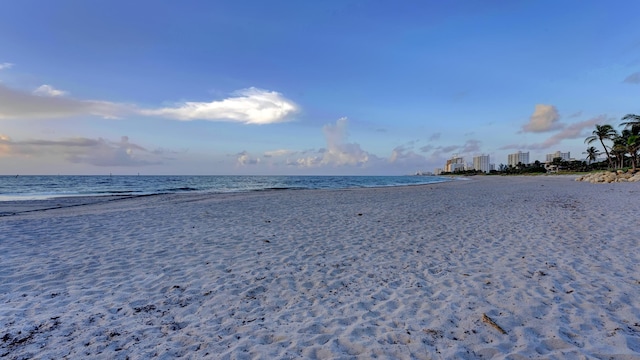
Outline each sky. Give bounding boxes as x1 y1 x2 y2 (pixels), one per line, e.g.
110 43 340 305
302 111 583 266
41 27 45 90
1 0 639 175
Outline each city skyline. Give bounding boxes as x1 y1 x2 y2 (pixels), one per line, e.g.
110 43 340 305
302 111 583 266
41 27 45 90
1 1 639 175
438 149 575 174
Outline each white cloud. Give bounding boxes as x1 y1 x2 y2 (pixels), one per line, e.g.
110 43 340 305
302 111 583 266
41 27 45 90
264 149 296 158
140 87 299 124
522 104 562 133
320 117 369 166
235 151 261 166
287 156 321 168
0 63 13 70
33 84 68 97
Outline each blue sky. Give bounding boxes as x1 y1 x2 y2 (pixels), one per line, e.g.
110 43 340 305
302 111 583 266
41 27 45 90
1 0 639 175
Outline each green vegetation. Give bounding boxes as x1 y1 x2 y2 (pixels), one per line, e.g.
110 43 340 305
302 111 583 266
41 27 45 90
584 114 640 172
440 161 548 176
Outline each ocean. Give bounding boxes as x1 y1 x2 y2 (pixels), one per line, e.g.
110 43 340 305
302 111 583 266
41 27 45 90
0 175 452 201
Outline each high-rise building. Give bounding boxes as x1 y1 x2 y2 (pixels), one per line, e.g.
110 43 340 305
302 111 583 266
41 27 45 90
508 151 529 167
445 155 465 172
473 154 490 173
545 151 571 163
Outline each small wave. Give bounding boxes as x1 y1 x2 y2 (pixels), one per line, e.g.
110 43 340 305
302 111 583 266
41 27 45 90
96 190 137 194
243 186 306 192
163 187 199 192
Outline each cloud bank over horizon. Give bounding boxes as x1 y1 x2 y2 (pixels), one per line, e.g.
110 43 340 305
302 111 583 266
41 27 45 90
232 118 483 174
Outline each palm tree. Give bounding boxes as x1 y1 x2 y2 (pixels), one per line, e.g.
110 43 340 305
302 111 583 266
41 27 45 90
611 142 626 169
583 146 600 165
621 114 640 134
585 124 617 169
626 134 639 171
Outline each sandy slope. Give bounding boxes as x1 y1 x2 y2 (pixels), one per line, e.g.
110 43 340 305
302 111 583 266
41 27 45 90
1 176 639 359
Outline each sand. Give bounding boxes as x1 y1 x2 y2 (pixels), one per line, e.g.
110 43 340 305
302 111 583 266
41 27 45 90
1 176 639 359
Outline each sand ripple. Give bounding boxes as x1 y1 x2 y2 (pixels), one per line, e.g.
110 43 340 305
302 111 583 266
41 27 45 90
1 176 639 359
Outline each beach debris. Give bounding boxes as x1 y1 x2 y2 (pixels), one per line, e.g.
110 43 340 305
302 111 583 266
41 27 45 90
422 329 443 338
482 313 507 335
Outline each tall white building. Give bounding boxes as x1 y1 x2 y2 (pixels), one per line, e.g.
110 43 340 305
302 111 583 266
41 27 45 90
473 154 491 173
546 151 570 163
508 151 529 167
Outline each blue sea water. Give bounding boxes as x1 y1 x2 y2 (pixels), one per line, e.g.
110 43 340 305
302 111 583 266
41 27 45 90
0 175 451 201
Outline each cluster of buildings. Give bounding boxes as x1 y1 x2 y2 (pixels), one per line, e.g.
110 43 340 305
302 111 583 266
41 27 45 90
434 150 573 175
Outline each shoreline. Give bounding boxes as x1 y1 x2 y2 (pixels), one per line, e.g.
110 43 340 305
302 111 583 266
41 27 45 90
0 175 454 204
2 176 639 358
0 177 464 216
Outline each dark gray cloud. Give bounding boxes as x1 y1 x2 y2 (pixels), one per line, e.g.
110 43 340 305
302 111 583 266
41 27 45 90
440 145 460 153
623 72 640 84
461 139 482 153
0 134 163 166
0 84 122 119
568 111 583 118
420 144 434 152
424 139 483 160
389 145 427 167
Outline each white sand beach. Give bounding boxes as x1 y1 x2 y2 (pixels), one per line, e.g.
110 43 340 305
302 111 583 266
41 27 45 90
1 176 639 359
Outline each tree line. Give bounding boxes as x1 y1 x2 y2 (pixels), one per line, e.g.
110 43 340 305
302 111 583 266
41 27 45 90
584 114 639 171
